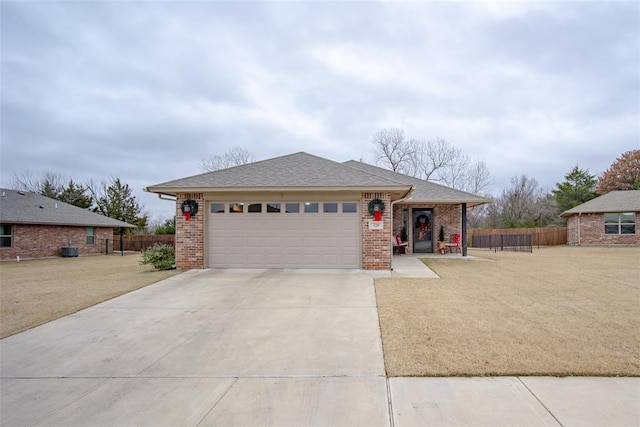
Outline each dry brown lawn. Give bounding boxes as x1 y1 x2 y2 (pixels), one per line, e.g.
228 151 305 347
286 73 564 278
0 254 180 338
376 246 640 377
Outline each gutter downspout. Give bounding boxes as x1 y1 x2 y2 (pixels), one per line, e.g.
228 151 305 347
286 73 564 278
578 213 581 245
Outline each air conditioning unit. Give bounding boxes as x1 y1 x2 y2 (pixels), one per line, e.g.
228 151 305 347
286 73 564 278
61 246 78 257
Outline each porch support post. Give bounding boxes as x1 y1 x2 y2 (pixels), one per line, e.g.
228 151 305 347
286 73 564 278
461 203 468 257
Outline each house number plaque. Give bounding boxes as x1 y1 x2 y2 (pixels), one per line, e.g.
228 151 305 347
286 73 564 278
368 220 384 230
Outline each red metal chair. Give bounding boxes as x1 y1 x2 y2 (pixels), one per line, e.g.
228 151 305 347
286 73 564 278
445 233 461 254
393 234 408 255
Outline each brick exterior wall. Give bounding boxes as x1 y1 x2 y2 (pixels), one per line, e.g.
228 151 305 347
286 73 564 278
0 224 112 260
361 192 391 270
433 205 462 244
567 213 639 245
175 193 205 270
392 203 462 253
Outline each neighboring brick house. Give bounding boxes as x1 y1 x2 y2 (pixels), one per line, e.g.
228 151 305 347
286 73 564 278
145 152 491 270
561 190 640 246
0 189 134 260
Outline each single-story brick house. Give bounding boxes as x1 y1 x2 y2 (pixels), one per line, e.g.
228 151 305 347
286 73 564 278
561 190 639 245
145 152 491 270
0 188 134 260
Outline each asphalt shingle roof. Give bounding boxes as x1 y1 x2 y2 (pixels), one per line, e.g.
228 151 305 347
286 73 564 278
343 160 492 206
560 190 640 217
0 189 135 228
146 152 492 206
146 152 411 191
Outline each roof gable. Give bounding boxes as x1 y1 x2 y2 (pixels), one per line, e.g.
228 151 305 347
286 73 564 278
0 189 135 228
146 152 410 192
561 190 640 217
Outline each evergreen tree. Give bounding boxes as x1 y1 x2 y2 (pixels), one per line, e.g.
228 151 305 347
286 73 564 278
92 178 147 233
58 180 93 209
154 217 175 235
552 166 598 212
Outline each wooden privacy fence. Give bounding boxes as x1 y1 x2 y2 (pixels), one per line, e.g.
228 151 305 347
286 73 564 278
111 235 175 252
468 227 567 248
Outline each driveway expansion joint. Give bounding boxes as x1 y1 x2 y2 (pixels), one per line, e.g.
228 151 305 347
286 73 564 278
517 377 564 427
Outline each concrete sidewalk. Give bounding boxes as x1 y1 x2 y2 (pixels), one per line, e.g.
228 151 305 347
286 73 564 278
1 269 638 426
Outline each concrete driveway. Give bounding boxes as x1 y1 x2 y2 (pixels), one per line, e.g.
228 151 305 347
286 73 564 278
2 268 638 426
1 269 389 426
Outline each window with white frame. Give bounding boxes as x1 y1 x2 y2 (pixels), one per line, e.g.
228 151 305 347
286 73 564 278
304 203 319 213
248 203 262 213
343 202 358 213
604 212 636 235
0 224 12 248
211 203 225 213
230 203 244 213
267 203 281 213
86 227 95 245
323 203 338 213
285 203 300 213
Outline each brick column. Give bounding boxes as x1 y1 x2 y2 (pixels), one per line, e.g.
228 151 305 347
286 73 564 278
175 193 204 270
361 192 392 270
434 204 462 241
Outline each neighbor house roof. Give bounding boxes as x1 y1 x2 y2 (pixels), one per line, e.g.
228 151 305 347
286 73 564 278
343 160 492 207
0 189 135 228
145 152 413 196
560 190 640 217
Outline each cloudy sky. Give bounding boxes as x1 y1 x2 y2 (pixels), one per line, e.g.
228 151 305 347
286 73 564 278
2 1 638 220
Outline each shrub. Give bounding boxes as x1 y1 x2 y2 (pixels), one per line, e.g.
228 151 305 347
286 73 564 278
401 225 408 242
140 243 175 271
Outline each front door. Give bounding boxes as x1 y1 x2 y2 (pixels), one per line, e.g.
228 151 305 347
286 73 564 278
412 209 433 253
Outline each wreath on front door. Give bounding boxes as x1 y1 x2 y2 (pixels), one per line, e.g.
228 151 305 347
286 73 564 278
181 199 199 220
416 214 430 230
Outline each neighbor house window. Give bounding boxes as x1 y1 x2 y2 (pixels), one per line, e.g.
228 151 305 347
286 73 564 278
304 203 319 213
604 212 636 235
0 224 12 248
211 203 225 213
86 227 95 245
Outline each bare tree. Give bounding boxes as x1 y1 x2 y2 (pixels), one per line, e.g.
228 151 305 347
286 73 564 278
462 161 493 227
371 128 413 172
486 175 556 228
407 138 461 181
370 129 493 197
406 138 492 194
200 147 256 172
459 159 492 195
435 147 471 190
11 171 66 198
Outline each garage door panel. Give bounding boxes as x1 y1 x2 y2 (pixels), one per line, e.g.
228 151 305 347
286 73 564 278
208 202 360 269
245 253 265 265
246 236 264 247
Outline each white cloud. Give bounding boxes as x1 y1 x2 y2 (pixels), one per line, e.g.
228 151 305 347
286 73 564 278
1 0 638 217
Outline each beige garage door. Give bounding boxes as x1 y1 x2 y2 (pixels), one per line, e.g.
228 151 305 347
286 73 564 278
207 202 360 269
